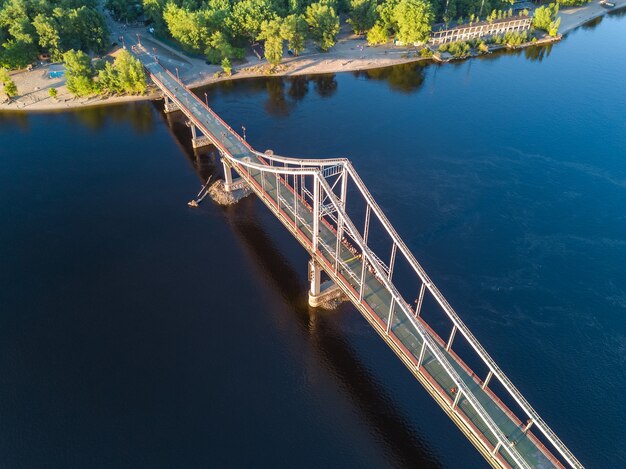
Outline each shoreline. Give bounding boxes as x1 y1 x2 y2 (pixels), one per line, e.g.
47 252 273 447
1 2 623 114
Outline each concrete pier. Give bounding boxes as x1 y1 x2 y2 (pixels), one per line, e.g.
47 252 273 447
308 260 347 308
208 179 252 205
163 95 179 113
187 121 211 148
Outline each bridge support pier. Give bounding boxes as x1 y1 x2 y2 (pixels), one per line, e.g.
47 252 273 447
207 156 252 205
222 159 234 191
308 260 346 308
187 121 211 148
309 260 321 299
163 95 179 113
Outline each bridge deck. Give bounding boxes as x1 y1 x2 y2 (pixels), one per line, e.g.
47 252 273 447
251 170 557 469
141 55 566 469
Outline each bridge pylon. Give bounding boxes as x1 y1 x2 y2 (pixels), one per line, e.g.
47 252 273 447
221 157 234 191
162 95 179 113
186 120 211 148
308 260 321 301
308 259 346 308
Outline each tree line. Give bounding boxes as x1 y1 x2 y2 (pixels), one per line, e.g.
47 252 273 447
140 0 515 67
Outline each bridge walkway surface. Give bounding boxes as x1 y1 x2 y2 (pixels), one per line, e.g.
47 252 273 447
131 45 583 469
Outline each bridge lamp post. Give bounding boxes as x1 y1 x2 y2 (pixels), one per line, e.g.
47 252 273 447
204 92 208 107
176 67 180 81
136 33 141 46
242 126 246 140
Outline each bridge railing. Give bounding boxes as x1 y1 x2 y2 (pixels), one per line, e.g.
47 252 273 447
142 57 581 468
223 154 552 468
236 150 581 469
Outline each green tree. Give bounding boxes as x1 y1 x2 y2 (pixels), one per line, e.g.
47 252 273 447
258 18 283 66
288 0 303 13
143 0 168 33
221 57 232 75
533 3 560 36
367 23 389 45
280 14 307 56
557 0 590 6
205 30 244 64
305 1 339 51
60 6 110 53
32 14 62 60
348 0 376 34
0 67 17 98
113 49 146 93
0 39 37 69
548 17 561 36
0 67 10 83
0 0 37 67
49 87 58 98
98 50 146 94
376 0 399 31
392 0 433 45
97 61 119 93
162 2 212 52
0 0 109 69
229 0 276 43
0 0 34 44
3 78 17 97
63 49 96 96
106 0 142 23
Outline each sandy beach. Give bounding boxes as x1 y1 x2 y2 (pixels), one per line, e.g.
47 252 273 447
1 0 623 113
558 0 626 32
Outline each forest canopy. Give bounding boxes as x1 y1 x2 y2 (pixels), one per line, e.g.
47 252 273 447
0 0 109 69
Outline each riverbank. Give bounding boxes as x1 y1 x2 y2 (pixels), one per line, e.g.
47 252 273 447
1 0 623 113
558 0 625 32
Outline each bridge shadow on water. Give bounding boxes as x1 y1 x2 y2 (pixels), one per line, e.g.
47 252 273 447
158 101 444 468
222 200 444 469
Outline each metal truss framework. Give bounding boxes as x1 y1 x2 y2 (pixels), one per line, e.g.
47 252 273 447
140 56 583 469
223 150 582 469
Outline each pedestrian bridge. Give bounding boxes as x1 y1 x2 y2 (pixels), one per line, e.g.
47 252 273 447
136 49 583 469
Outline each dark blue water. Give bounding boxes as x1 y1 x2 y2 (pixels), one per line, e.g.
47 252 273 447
1 12 625 468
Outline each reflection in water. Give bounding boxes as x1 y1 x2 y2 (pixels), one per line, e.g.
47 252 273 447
0 111 29 131
523 42 554 62
0 101 156 145
313 74 338 98
354 63 426 94
198 74 336 118
287 76 309 101
582 16 604 29
67 101 156 133
608 6 626 17
264 79 294 117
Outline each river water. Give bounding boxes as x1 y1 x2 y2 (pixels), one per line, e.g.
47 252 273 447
1 12 625 468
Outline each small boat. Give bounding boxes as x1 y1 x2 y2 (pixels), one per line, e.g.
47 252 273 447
187 200 199 208
600 0 615 7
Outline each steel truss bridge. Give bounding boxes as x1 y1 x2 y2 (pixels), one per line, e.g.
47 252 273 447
132 45 583 469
